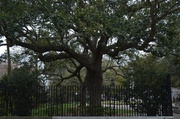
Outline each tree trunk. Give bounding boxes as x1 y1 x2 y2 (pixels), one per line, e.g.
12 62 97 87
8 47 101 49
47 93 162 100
80 82 86 106
85 67 103 115
84 40 104 115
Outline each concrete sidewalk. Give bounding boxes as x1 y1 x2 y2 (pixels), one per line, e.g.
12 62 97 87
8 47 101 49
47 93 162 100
174 113 180 119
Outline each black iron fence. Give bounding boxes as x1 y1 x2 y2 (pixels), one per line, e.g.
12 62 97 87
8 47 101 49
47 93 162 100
0 83 173 116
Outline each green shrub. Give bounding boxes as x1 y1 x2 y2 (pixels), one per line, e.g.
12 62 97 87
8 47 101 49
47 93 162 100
0 65 42 116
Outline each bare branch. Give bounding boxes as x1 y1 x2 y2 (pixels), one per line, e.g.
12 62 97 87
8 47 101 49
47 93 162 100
58 65 84 85
136 0 157 50
0 43 7 47
103 65 125 78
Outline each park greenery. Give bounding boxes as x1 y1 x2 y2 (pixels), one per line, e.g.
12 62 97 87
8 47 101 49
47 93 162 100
0 64 43 116
0 0 179 116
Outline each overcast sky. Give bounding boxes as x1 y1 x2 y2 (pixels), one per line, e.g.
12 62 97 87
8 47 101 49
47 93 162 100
0 37 6 55
0 46 6 55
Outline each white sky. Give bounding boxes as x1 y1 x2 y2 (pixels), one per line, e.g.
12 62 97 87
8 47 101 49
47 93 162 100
0 46 6 55
0 37 6 55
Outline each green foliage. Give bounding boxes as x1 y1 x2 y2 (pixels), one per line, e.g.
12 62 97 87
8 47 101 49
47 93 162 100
123 55 169 86
0 0 179 81
0 64 42 116
32 103 134 116
166 54 180 88
0 0 179 115
122 55 171 115
32 104 63 116
0 0 179 57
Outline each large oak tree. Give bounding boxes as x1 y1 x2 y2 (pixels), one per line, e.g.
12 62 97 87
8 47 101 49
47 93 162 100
0 0 179 114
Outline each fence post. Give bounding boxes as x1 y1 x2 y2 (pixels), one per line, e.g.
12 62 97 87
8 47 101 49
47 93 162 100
165 74 173 116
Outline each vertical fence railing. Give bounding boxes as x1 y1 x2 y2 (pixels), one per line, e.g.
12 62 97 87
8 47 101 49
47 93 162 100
163 74 173 116
0 84 173 116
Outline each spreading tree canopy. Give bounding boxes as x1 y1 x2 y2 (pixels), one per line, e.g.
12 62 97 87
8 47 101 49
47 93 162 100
0 0 179 115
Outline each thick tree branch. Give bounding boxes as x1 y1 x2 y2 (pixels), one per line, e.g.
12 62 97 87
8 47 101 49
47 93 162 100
105 1 158 57
63 46 93 70
85 38 96 53
42 64 84 85
10 37 94 70
38 53 71 62
14 40 64 53
66 60 84 84
137 0 157 50
103 65 125 78
0 43 7 47
59 65 84 85
105 42 137 58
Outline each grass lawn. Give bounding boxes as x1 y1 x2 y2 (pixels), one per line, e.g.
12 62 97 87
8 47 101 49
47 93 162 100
31 102 135 116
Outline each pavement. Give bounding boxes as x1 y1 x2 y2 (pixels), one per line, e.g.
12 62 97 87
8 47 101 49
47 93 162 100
174 113 180 119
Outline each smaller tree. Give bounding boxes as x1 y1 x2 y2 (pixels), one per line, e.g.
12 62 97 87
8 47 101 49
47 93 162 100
122 55 170 116
0 64 42 116
167 55 180 88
